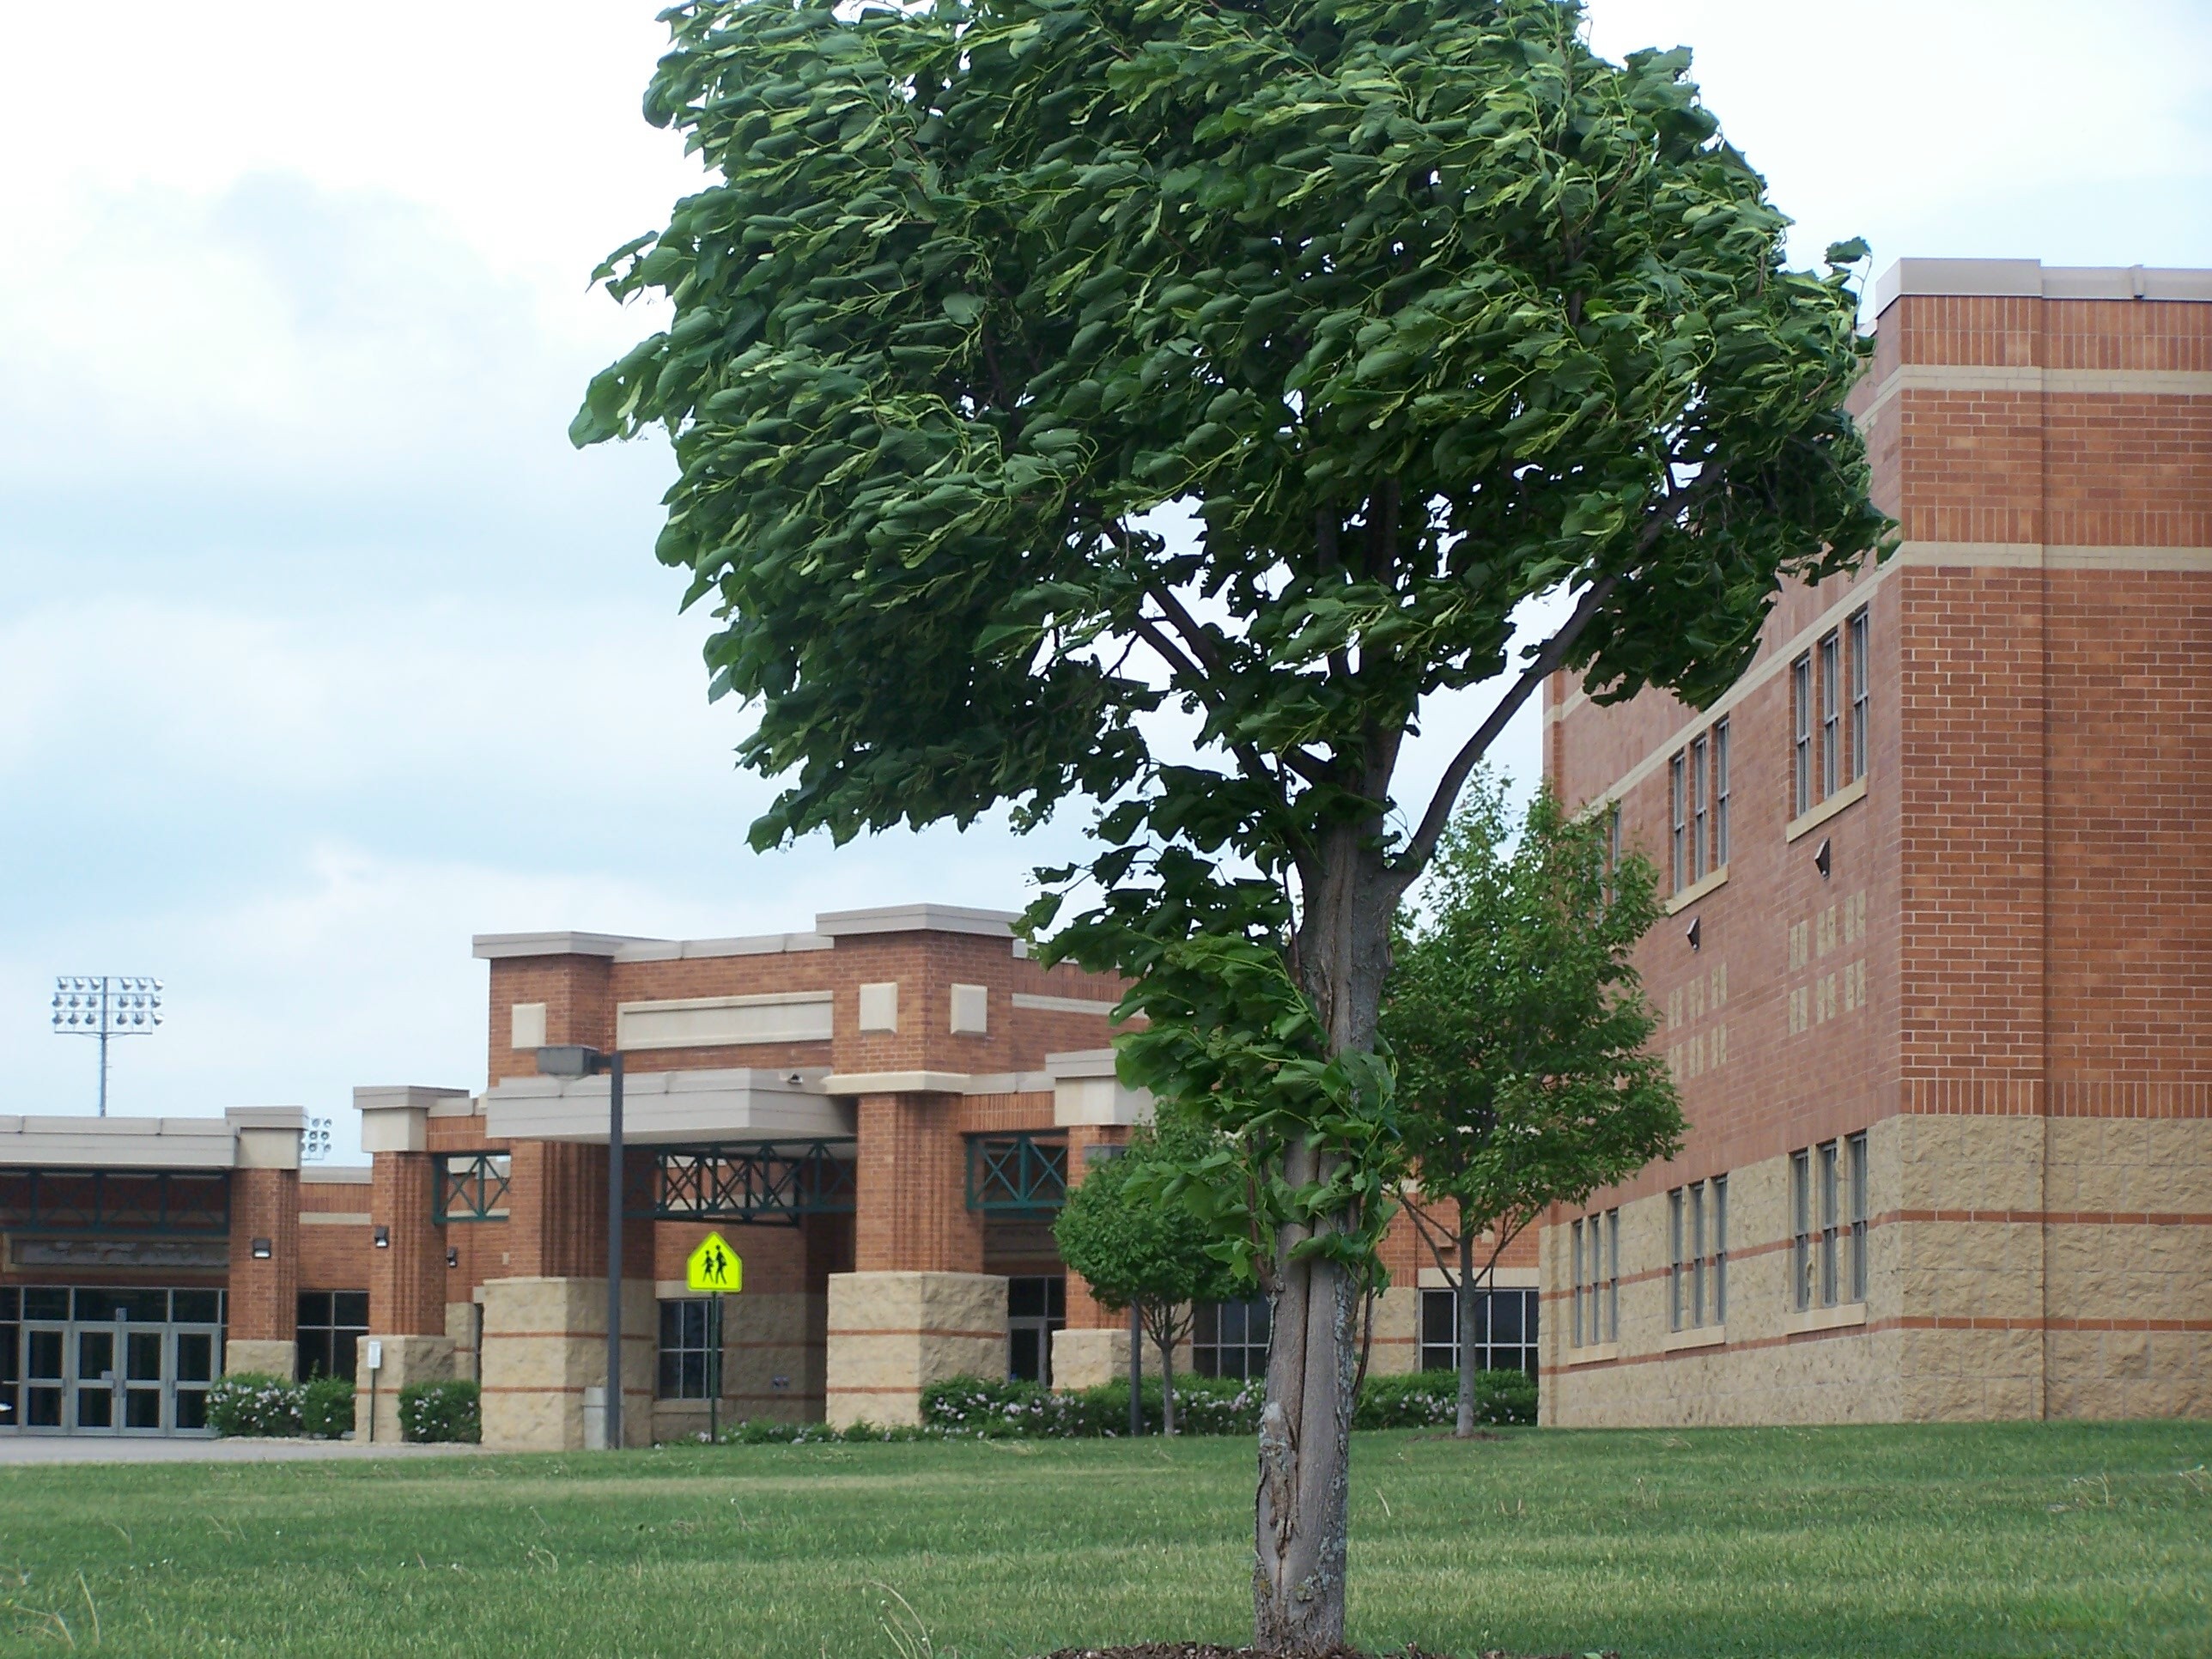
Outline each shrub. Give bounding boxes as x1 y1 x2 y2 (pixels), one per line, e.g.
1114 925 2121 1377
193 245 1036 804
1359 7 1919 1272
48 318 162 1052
301 1375 356 1439
920 1372 1265 1437
713 1419 947 1445
205 1372 303 1437
398 1379 481 1444
1354 1368 1538 1429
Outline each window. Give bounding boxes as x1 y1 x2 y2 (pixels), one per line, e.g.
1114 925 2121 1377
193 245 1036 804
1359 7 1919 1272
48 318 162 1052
1849 608 1870 783
1571 1209 1619 1347
1419 1285 1539 1378
1791 1133 1869 1311
657 1297 714 1401
1006 1275 1066 1385
1819 630 1841 799
1712 719 1730 867
1792 653 1813 816
1668 1176 1728 1330
1689 733 1710 883
1193 1297 1270 1380
1602 802 1622 911
295 1291 369 1382
1668 751 1686 892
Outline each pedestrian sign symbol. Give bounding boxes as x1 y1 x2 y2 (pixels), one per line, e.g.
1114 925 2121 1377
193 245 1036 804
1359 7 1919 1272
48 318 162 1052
686 1232 742 1294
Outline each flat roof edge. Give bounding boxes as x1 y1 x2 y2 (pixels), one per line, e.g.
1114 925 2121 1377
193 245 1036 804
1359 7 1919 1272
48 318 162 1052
1875 258 2212 312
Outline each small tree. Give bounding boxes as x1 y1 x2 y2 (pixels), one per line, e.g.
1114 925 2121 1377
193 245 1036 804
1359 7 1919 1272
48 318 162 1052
1384 773 1682 1438
1054 1118 1241 1435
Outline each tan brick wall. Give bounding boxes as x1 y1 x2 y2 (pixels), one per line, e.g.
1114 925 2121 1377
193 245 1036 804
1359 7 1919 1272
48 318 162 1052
825 1271 1006 1427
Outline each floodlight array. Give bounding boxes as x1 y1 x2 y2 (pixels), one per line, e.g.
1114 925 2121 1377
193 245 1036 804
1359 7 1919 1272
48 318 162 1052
51 975 164 1034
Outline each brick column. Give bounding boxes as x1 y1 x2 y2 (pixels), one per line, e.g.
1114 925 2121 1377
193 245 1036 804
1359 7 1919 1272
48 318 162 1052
355 1087 469 1437
1045 1060 1149 1390
223 1108 305 1376
852 1092 982 1273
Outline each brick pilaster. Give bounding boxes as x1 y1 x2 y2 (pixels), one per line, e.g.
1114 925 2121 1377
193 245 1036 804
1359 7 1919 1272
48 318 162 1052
369 1151 447 1337
853 1092 982 1273
227 1167 300 1343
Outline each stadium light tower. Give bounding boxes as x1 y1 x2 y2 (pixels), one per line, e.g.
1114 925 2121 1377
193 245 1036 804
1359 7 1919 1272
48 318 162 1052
51 975 163 1118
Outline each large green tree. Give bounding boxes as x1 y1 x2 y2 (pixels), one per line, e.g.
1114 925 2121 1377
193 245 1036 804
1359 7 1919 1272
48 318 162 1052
579 0 1885 1645
1383 773 1681 1439
1053 1118 1241 1435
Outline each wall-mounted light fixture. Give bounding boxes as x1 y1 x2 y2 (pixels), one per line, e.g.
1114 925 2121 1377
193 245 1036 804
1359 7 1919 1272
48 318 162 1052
447 1247 459 1269
1685 915 1702 952
1815 837 1832 880
373 1225 391 1249
250 1237 272 1260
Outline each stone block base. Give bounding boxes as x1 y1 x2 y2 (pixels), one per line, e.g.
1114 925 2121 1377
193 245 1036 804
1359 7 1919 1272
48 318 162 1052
826 1271 1005 1428
479 1277 655 1451
223 1339 295 1378
1050 1325 1131 1393
355 1334 457 1444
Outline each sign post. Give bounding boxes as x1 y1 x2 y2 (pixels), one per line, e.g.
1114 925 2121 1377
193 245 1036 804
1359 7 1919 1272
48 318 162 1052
685 1232 742 1444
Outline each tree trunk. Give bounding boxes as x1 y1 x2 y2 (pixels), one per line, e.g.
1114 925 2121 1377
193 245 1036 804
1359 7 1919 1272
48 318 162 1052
1254 821 1398 1654
1455 1229 1477 1439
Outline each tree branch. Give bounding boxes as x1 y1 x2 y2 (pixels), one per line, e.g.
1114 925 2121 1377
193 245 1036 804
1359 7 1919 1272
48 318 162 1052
1396 570 1618 876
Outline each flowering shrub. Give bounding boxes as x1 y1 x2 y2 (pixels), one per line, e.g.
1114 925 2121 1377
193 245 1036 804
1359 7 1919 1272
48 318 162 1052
1354 1368 1536 1429
205 1373 304 1437
398 1379 481 1443
714 1419 950 1445
301 1376 356 1438
921 1373 1267 1437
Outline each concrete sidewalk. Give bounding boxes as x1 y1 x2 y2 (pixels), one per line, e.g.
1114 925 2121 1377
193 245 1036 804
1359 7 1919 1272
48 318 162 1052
0 1435 483 1467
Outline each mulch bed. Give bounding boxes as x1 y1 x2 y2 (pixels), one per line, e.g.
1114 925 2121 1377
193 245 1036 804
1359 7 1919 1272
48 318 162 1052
1042 1647 1611 1658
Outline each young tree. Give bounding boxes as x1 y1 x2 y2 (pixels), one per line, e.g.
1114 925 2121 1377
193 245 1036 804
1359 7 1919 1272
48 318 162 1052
1053 1119 1241 1435
1384 773 1682 1438
577 2 1886 1645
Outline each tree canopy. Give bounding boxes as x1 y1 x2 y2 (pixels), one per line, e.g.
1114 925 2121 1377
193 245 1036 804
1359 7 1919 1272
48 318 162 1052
1383 773 1681 1433
1053 1118 1242 1433
579 0 1886 1644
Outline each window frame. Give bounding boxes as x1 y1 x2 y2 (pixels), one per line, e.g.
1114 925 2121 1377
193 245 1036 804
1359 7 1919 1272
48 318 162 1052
1819 630 1842 799
1849 608 1870 783
1847 1133 1869 1303
656 1296 714 1401
1712 718 1731 867
1668 751 1687 893
1791 1148 1813 1311
1689 733 1710 883
1792 653 1814 816
1192 1296 1271 1381
1419 1285 1538 1378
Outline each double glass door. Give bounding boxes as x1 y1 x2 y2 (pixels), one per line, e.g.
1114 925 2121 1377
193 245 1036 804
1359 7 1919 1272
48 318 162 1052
4 1288 223 1436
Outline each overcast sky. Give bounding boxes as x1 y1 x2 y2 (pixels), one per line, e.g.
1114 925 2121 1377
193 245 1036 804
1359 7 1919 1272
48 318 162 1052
2 1 2207 1148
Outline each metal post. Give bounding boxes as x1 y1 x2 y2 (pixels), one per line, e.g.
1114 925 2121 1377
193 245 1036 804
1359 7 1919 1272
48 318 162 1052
1127 1301 1142 1437
97 1018 109 1118
605 1050 625 1452
708 1294 722 1445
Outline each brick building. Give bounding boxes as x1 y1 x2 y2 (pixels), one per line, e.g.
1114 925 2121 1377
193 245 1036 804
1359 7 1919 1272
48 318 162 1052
1539 259 2211 1425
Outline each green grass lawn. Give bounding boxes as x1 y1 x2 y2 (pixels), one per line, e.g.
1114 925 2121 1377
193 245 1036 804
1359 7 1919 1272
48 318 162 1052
0 1422 2205 1657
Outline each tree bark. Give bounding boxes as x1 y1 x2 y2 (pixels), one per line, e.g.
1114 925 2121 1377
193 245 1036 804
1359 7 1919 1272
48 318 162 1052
1255 818 1400 1654
1455 1229 1477 1439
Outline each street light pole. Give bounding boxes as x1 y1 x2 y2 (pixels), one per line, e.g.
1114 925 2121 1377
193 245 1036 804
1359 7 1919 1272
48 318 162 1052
605 1048 625 1453
535 1042 627 1451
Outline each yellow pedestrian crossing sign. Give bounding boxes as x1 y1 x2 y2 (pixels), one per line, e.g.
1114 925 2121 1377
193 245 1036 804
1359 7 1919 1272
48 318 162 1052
686 1232 741 1293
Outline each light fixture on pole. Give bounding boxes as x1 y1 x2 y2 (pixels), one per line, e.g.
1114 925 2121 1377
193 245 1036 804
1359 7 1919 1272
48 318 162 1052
302 1116 334 1162
51 975 163 1118
536 1042 626 1451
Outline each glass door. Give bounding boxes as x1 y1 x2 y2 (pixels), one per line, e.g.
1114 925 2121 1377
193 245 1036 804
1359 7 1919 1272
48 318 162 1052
74 1326 118 1432
21 1325 65 1429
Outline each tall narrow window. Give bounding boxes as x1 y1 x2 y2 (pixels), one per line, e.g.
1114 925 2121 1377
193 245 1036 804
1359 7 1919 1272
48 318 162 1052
1604 1208 1620 1342
1790 1149 1813 1311
1849 608 1870 783
1792 654 1813 816
1847 1132 1869 1303
1712 719 1730 868
1711 1176 1729 1323
1668 752 1686 892
1688 1179 1707 1328
1603 803 1622 911
1689 734 1710 882
1818 1139 1840 1307
1668 1188 1686 1330
1819 630 1841 799
1570 1219 1586 1348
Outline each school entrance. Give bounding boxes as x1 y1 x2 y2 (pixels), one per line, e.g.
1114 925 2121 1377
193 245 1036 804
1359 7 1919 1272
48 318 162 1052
2 1288 225 1436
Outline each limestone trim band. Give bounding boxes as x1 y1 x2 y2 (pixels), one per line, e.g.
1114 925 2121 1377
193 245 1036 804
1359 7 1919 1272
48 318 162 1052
1852 363 2212 437
1009 992 1122 1016
1784 776 1866 843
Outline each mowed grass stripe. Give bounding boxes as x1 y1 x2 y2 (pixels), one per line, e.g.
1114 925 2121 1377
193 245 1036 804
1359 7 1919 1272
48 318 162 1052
0 1423 2203 1656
